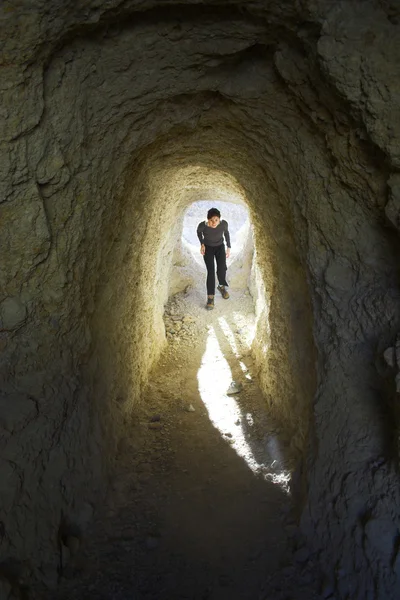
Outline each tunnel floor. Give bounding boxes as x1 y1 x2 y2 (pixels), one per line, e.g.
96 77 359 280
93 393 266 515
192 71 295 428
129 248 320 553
45 285 323 600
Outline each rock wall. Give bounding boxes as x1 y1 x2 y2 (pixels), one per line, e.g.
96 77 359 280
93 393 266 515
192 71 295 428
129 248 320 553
1 1 400 597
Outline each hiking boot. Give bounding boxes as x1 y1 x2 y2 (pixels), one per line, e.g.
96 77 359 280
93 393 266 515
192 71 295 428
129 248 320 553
217 285 229 299
206 296 214 310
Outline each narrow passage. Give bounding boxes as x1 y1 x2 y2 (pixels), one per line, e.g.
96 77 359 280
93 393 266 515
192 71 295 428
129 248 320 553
48 285 322 600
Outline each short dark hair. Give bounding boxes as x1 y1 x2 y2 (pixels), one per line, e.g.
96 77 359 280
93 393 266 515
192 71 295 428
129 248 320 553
207 208 221 219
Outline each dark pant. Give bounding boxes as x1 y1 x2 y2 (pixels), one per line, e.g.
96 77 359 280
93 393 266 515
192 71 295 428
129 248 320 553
203 244 228 295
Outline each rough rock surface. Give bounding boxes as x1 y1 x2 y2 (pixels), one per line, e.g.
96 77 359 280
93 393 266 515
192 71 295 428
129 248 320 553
1 1 400 598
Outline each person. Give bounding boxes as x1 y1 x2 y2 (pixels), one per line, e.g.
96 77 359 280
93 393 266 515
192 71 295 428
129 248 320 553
197 208 231 310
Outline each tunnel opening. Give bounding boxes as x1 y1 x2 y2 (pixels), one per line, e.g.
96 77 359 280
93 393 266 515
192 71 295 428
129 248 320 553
90 152 317 483
170 199 253 298
182 200 251 262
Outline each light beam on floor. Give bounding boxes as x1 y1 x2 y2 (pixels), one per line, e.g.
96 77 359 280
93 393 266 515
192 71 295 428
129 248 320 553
197 326 291 493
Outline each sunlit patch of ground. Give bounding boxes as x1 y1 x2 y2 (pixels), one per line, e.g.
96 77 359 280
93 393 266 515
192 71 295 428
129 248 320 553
197 323 291 493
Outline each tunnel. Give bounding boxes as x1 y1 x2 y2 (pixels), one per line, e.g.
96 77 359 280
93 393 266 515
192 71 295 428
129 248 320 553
1 1 400 599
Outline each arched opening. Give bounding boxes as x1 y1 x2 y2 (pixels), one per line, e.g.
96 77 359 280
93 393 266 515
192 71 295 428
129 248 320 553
181 200 251 269
88 152 316 477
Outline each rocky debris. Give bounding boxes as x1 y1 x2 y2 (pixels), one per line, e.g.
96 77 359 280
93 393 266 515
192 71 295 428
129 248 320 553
163 301 200 344
227 381 243 395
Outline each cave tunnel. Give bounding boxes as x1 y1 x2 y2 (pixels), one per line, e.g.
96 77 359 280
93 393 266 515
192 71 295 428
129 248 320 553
1 1 400 599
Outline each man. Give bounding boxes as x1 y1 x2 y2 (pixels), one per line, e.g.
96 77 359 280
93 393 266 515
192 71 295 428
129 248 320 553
197 208 231 310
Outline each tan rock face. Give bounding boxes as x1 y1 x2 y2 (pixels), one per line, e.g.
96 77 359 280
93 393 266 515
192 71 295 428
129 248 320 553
1 0 400 596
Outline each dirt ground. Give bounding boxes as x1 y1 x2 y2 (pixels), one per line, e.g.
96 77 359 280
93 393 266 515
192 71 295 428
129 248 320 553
45 283 324 600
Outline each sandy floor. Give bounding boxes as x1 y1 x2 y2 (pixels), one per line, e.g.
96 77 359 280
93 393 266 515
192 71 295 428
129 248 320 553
43 283 323 600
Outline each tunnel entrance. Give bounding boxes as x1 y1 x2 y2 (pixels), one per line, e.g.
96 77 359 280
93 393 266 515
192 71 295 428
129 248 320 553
91 156 315 476
182 200 251 266
168 199 254 300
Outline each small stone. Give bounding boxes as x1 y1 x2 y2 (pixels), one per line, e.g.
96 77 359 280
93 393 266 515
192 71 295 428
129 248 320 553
150 414 161 423
383 347 395 368
186 404 195 412
227 382 243 395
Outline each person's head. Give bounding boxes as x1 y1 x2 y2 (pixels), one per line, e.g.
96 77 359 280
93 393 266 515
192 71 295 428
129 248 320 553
207 208 221 228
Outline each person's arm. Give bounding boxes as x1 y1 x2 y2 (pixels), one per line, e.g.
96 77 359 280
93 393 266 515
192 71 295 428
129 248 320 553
224 221 231 257
197 222 205 255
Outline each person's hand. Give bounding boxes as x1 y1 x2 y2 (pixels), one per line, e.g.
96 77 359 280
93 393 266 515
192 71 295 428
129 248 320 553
226 248 231 259
200 244 205 255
